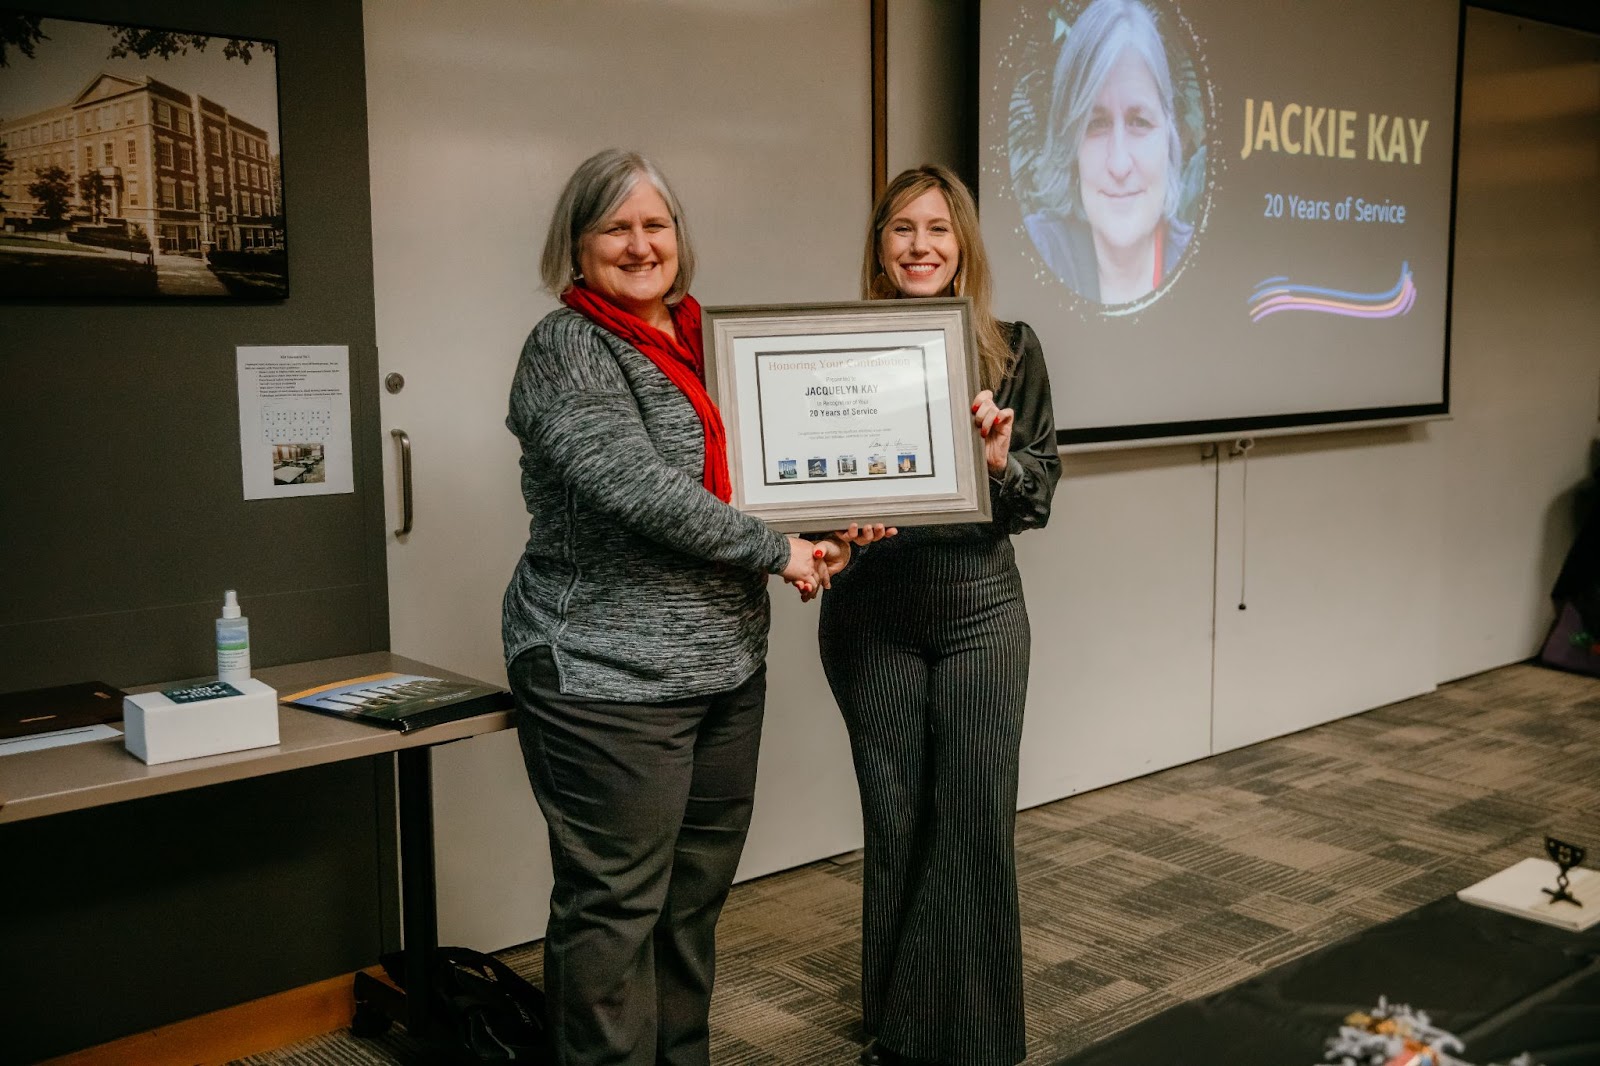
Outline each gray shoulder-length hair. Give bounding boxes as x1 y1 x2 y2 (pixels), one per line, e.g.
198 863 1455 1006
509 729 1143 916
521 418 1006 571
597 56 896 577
1035 0 1183 223
539 148 696 304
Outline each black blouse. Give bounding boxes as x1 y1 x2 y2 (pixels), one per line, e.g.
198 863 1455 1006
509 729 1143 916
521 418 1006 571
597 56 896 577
853 320 1060 554
984 320 1059 537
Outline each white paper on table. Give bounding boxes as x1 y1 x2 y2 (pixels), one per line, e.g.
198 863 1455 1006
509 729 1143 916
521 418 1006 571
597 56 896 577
0 723 123 757
236 345 355 499
1457 857 1600 932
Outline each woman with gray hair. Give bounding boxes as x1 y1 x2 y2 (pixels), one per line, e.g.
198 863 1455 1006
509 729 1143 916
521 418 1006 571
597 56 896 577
1025 0 1192 305
502 148 856 1064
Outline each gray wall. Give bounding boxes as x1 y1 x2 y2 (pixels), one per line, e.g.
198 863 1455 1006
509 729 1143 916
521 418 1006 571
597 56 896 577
0 2 393 1060
0 0 388 691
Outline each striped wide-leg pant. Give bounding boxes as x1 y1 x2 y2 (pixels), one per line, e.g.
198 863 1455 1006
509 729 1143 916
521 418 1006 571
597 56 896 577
818 536 1030 1066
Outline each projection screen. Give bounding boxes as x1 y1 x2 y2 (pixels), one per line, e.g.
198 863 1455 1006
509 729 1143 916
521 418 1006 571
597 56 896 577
980 0 1464 446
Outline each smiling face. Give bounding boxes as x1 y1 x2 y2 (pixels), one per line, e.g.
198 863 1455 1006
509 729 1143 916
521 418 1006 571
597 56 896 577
878 187 961 298
577 178 679 326
1077 47 1170 256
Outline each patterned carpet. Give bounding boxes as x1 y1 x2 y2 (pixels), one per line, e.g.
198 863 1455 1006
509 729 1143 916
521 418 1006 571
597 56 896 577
237 662 1600 1065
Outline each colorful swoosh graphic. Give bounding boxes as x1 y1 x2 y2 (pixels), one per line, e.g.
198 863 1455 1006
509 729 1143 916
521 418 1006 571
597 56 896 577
1247 262 1416 323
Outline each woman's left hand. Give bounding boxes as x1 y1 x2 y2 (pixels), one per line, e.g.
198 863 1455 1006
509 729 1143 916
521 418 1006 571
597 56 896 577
972 390 1014 475
831 522 897 547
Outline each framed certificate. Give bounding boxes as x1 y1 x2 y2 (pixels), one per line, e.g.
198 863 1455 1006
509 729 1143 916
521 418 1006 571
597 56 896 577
703 298 990 531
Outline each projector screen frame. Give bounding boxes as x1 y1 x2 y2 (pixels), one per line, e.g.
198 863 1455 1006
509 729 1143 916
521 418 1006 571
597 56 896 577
969 0 1469 451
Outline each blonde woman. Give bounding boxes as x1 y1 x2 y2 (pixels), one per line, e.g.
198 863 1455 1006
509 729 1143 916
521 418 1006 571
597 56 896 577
819 165 1059 1066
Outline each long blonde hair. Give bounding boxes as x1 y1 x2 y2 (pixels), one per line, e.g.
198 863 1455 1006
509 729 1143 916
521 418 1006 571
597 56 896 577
861 165 1014 391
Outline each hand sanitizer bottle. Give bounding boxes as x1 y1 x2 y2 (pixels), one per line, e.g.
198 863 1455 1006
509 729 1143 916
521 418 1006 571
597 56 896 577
217 590 251 684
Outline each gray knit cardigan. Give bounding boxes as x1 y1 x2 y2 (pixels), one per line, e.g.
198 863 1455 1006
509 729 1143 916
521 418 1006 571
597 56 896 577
502 306 791 701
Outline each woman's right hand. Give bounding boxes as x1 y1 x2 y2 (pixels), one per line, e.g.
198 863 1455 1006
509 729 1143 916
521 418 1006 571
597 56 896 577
780 536 831 598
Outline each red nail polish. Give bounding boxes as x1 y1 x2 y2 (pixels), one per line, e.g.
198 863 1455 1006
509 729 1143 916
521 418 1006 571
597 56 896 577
971 403 979 413
813 548 824 559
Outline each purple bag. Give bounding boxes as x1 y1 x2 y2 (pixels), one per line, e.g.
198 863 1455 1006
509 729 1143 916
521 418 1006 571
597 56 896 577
1538 600 1600 677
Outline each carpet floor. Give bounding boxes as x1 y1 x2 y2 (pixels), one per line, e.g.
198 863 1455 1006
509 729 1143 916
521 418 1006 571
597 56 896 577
236 662 1600 1065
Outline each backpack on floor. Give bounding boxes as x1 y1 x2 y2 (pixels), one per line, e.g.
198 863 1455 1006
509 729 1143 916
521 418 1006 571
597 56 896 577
379 946 552 1063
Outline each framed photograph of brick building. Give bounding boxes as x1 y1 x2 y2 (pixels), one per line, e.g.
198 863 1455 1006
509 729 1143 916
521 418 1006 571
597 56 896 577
0 13 286 300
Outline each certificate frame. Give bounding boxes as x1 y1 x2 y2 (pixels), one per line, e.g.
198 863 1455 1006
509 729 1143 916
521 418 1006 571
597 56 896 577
703 297 990 531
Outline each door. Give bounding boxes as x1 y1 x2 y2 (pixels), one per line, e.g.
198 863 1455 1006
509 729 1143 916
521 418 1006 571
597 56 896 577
365 0 871 951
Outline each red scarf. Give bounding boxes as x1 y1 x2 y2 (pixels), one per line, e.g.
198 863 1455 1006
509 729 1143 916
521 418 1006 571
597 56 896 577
560 286 733 502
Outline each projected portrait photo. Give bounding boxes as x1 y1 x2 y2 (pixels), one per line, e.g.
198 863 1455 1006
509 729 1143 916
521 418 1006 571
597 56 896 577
1008 0 1211 310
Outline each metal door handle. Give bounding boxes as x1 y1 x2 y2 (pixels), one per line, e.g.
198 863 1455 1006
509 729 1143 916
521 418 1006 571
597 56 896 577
391 428 413 536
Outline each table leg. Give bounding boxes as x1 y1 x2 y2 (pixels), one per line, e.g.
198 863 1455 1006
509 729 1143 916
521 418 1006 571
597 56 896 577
397 745 438 1039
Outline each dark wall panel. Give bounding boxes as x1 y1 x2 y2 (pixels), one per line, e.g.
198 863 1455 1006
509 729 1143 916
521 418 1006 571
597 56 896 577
3 582 381 690
0 0 388 691
0 2 396 1056
0 759 398 1065
1471 0 1600 35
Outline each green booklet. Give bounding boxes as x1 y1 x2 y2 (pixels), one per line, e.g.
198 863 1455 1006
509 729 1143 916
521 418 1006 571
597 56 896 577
283 672 511 732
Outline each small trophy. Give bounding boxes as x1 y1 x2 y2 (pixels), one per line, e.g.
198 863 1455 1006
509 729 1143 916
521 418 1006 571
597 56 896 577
1542 836 1586 907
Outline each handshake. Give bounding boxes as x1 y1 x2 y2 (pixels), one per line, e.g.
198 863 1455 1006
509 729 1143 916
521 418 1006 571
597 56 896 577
781 523 897 603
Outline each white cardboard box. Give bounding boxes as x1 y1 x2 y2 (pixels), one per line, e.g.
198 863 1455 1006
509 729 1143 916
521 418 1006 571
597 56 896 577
123 678 280 765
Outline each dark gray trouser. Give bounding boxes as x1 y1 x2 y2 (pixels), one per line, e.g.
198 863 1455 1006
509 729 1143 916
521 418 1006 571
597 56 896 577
510 645 765 1066
819 537 1030 1066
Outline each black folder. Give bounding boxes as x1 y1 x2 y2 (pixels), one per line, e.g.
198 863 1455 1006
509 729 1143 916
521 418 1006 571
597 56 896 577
0 681 126 740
